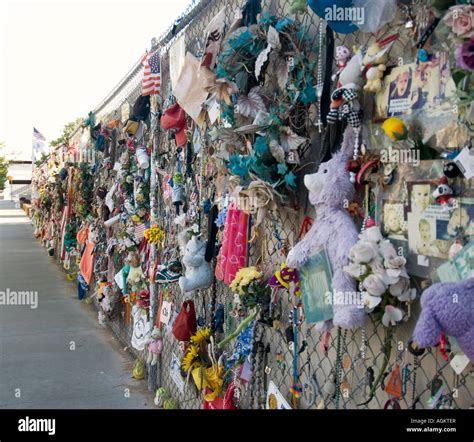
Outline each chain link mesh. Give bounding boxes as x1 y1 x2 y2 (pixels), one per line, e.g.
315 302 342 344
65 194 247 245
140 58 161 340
89 0 473 410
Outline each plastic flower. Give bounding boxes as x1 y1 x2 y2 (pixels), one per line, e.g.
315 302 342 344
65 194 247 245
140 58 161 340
362 292 382 312
362 273 387 297
230 266 262 294
382 305 404 327
444 5 474 39
455 36 474 72
144 225 165 245
190 327 211 346
359 226 383 243
343 263 368 279
348 241 378 264
382 117 408 141
182 344 200 372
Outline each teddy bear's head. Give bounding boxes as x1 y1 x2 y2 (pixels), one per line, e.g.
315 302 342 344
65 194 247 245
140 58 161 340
151 326 162 340
305 126 356 209
362 43 388 66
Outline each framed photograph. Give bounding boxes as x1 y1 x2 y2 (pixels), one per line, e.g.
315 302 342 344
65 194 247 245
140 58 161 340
407 181 434 216
299 248 334 324
382 201 408 239
374 52 456 120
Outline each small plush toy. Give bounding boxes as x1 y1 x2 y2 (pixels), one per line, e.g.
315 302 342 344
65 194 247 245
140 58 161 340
126 252 145 286
332 45 351 82
146 326 163 366
413 278 474 361
179 236 213 294
361 43 390 93
432 176 455 206
268 263 301 297
286 126 366 330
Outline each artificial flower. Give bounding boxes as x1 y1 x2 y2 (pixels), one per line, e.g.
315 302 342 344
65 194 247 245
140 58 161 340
455 36 474 72
343 263 368 279
389 277 411 298
382 117 408 141
382 305 404 327
362 291 382 312
349 241 378 264
362 273 387 297
444 5 474 39
359 225 383 243
397 287 417 303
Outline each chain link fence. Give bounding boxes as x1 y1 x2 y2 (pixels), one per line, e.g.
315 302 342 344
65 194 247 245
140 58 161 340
70 0 473 410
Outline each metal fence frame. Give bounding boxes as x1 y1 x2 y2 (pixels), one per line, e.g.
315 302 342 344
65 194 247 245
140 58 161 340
34 0 473 410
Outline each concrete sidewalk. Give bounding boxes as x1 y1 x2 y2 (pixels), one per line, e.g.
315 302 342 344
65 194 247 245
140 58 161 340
0 201 151 408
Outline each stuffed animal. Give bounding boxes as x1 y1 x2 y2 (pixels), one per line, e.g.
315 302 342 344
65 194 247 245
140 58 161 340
179 236 213 294
268 263 301 297
432 176 455 206
286 126 366 330
361 43 390 93
332 45 351 82
126 252 145 286
146 326 163 366
328 46 363 128
413 278 474 361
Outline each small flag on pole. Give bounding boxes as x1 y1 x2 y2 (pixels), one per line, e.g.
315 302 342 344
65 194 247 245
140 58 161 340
142 50 161 96
32 127 46 161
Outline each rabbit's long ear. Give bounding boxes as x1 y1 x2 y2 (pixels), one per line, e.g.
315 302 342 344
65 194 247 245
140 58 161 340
337 125 357 161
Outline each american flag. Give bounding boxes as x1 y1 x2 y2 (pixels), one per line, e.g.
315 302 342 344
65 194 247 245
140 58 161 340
32 127 46 161
142 50 161 96
135 222 150 242
135 223 146 242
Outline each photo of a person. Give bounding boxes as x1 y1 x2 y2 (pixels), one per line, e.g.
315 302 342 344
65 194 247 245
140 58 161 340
388 68 412 116
416 218 438 256
408 214 450 259
410 184 431 214
411 63 430 111
383 202 408 237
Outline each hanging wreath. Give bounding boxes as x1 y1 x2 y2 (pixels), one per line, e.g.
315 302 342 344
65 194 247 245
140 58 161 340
214 11 319 195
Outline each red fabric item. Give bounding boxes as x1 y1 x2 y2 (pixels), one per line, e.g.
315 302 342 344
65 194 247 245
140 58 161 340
203 382 237 410
79 241 95 285
172 300 197 342
215 204 249 285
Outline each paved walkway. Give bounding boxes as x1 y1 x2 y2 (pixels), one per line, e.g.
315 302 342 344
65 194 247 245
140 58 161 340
0 201 151 408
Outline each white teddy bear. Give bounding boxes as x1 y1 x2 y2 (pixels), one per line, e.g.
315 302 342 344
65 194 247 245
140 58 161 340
179 236 213 294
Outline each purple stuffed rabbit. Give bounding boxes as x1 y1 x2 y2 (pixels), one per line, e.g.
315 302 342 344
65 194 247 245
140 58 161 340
413 278 474 361
286 126 366 330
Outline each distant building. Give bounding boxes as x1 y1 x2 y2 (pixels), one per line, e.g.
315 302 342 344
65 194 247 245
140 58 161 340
3 161 32 201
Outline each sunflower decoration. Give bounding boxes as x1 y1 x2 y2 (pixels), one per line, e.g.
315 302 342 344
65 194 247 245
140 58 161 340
144 225 166 246
181 327 212 373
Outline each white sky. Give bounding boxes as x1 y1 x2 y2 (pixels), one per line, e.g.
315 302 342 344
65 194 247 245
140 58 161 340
0 0 192 160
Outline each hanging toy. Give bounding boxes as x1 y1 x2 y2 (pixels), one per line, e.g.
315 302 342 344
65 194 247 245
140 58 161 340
443 162 462 178
361 42 392 93
384 364 402 398
171 172 185 215
268 263 301 297
332 45 351 82
178 236 213 294
146 326 163 366
432 176 455 207
413 279 474 361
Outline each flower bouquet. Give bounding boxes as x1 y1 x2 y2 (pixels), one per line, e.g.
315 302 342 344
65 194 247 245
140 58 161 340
344 225 415 327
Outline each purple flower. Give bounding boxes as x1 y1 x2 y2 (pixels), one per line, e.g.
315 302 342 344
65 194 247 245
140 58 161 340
456 36 474 72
